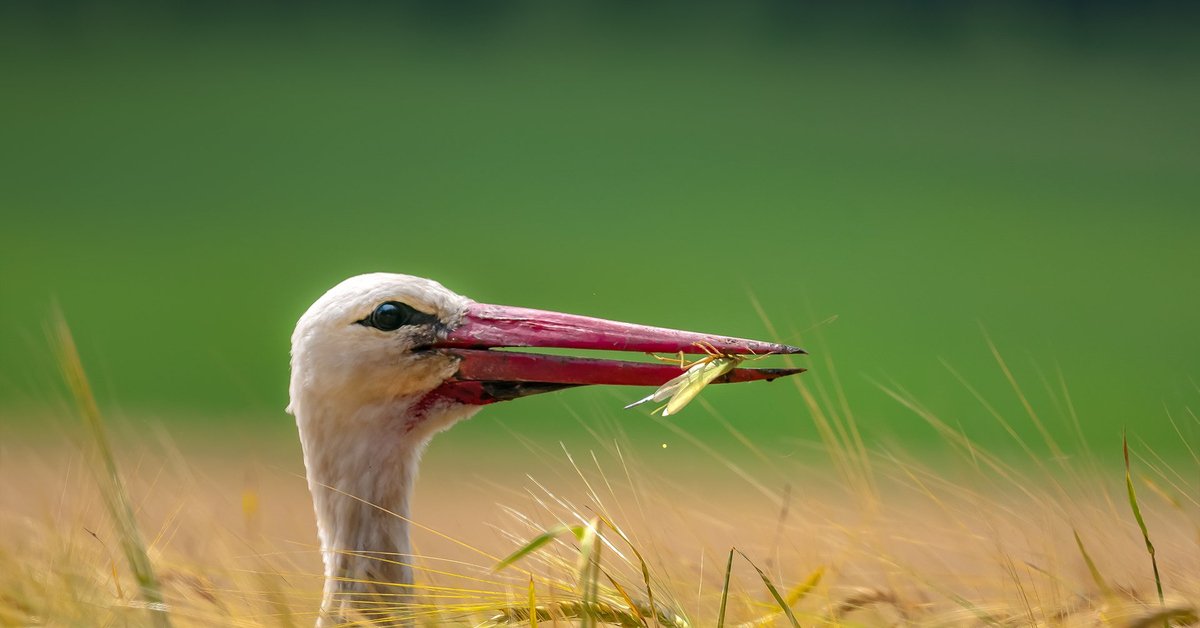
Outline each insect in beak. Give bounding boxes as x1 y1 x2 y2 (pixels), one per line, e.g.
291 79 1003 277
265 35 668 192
625 342 774 416
427 304 806 406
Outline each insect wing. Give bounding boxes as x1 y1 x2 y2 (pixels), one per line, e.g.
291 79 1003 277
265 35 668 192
662 357 741 416
623 393 657 409
623 370 693 409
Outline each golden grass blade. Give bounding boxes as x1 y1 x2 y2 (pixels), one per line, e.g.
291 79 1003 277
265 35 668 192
494 525 585 571
53 314 173 628
784 566 824 607
1124 430 1166 607
603 570 649 628
737 565 824 628
482 600 654 628
83 526 126 599
717 549 734 628
529 577 538 628
596 514 660 628
1140 475 1183 510
734 550 801 628
578 517 603 628
111 561 124 599
1072 530 1114 599
1127 607 1199 628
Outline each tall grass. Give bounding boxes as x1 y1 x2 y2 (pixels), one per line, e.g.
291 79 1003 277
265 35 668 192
0 326 1196 628
53 315 172 628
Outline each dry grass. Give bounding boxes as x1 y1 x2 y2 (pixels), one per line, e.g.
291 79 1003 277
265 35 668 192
0 325 1196 628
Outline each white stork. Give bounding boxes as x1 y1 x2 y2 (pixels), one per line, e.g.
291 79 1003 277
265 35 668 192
288 273 805 626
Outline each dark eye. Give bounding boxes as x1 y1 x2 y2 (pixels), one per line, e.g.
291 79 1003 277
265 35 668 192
366 302 423 331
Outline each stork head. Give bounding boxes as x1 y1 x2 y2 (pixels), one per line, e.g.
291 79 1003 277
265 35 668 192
288 273 470 423
288 272 807 443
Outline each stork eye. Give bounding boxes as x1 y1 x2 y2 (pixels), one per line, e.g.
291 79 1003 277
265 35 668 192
365 302 426 332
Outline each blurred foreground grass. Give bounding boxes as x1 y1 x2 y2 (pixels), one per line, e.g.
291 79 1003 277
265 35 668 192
0 320 1196 627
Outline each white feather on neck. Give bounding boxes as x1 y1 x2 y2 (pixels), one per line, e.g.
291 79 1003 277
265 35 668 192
293 388 480 626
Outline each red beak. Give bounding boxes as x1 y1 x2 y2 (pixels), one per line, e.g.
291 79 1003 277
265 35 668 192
428 303 806 406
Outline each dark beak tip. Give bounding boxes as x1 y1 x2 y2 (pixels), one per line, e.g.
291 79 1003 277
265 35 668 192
761 366 807 383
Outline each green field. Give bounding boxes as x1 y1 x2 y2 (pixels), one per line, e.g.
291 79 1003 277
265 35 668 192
1 2 1197 459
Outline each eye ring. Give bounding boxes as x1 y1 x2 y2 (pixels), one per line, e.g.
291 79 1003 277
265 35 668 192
366 302 420 332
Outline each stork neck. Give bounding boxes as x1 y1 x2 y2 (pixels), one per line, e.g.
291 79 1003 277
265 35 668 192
296 399 423 626
294 394 480 626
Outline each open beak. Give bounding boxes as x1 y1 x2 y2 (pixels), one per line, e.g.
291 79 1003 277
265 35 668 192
428 303 806 405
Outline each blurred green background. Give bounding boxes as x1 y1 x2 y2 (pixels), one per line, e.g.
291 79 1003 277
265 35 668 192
1 1 1197 461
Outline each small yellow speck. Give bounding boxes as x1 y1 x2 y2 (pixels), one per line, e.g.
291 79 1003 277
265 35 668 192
661 443 668 449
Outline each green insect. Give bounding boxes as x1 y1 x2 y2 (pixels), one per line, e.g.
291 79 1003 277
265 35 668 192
625 342 766 416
